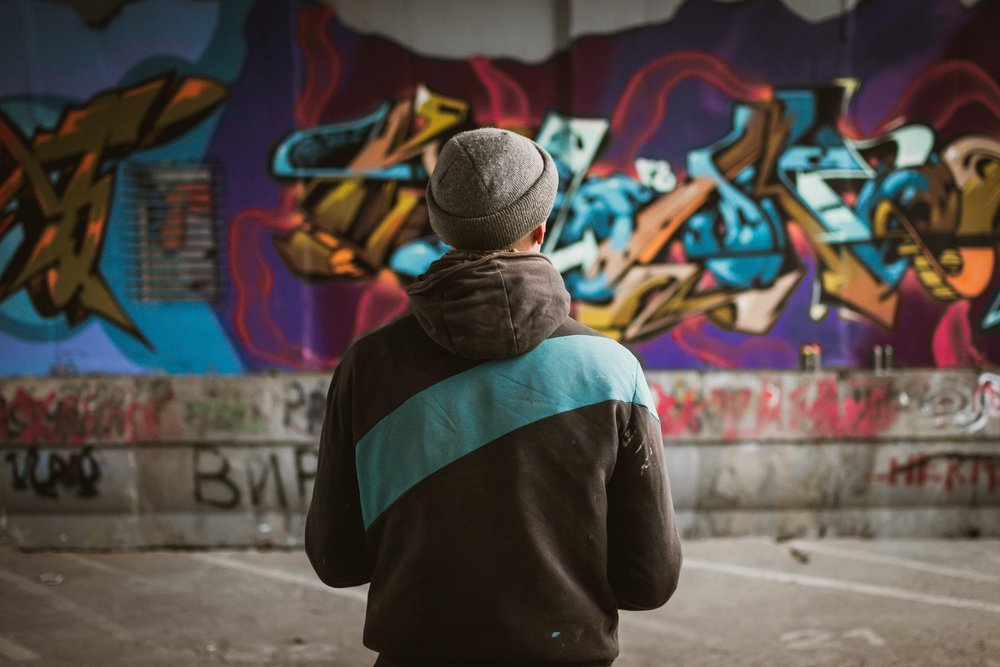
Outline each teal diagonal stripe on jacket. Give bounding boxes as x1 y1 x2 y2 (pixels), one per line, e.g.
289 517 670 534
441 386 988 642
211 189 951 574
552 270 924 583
355 334 659 529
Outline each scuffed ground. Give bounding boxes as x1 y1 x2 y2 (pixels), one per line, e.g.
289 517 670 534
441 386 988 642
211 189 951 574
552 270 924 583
0 538 998 666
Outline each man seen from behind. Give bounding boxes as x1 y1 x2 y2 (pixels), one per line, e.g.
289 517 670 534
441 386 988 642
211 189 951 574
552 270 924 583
306 127 683 666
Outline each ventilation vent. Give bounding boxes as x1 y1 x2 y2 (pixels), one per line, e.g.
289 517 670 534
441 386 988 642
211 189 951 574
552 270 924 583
124 162 224 302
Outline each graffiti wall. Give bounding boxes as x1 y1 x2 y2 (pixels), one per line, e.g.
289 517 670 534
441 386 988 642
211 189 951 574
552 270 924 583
2 0 999 374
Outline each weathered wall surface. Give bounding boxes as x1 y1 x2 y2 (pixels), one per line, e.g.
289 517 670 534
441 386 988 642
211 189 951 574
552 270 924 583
5 1 997 549
2 371 997 548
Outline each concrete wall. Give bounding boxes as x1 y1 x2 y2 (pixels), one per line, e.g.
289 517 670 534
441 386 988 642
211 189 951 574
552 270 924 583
2 371 997 548
4 2 997 550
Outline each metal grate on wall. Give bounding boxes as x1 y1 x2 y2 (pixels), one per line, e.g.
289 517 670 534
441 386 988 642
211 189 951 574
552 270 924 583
123 162 225 303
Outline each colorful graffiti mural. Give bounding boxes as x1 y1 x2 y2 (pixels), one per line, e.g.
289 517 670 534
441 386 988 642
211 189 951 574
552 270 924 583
0 75 227 347
1 0 999 374
268 82 1000 347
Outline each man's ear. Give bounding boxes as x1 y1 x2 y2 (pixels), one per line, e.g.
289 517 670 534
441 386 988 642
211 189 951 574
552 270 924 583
532 223 546 247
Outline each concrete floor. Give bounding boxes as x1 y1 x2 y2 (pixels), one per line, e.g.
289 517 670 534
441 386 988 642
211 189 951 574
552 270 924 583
0 538 998 666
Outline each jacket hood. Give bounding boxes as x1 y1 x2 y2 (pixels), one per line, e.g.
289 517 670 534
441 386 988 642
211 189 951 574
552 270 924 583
405 251 571 360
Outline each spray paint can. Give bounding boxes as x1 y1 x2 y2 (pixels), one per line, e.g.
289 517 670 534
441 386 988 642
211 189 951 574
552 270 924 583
872 345 883 372
872 344 895 372
799 343 822 371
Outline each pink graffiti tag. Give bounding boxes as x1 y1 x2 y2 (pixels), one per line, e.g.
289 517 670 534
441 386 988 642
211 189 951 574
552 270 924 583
788 379 842 437
651 383 702 437
872 452 999 492
842 385 900 438
756 382 782 431
708 388 754 440
0 385 174 445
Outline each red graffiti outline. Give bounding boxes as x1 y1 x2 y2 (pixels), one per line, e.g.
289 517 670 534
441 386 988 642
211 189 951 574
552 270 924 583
670 315 797 369
933 300 990 368
470 57 532 127
295 4 340 127
608 51 773 168
227 3 344 371
229 190 337 371
876 60 1000 133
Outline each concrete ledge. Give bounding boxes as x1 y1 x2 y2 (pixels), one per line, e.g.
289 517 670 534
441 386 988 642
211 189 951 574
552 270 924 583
2 370 998 547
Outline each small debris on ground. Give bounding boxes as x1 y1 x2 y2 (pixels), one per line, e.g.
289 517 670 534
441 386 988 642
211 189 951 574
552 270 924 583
789 547 811 564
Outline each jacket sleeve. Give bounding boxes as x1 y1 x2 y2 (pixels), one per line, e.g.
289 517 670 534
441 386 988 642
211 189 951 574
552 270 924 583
305 364 372 587
606 366 682 610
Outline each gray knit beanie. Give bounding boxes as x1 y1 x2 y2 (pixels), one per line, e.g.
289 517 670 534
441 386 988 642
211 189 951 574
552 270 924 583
426 128 558 251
